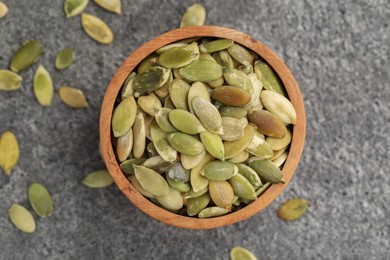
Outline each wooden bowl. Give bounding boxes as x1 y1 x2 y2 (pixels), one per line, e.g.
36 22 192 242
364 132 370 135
100 26 306 229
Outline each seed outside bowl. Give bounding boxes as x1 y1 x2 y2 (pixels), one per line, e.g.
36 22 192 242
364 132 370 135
100 26 306 229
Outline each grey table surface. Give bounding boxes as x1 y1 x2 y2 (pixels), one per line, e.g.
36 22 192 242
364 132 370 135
1 0 389 259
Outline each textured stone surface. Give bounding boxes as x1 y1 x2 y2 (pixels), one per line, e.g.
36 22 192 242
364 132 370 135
1 0 389 259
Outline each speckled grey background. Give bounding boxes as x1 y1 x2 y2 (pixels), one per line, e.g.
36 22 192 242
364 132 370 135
0 0 389 259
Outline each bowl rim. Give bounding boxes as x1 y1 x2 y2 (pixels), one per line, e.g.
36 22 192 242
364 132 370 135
100 25 306 229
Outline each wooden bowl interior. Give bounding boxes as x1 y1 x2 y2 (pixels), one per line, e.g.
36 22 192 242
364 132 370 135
100 26 306 229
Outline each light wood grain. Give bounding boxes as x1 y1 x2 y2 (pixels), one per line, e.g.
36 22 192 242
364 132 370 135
100 26 306 229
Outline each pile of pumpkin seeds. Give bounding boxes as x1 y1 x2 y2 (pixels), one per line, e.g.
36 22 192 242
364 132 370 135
111 35 298 218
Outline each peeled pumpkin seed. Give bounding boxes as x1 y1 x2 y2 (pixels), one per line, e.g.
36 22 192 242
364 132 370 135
228 150 249 164
199 39 234 53
239 63 253 75
201 161 238 181
248 109 286 138
155 108 177 133
143 114 154 140
11 39 43 72
199 52 215 61
133 66 170 97
155 72 172 98
156 187 184 211
132 113 146 158
0 70 22 91
229 173 256 200
64 0 89 18
138 93 162 116
272 151 288 168
266 129 292 151
190 154 214 192
246 132 273 159
169 79 190 110
156 42 188 55
224 124 255 159
8 204 36 233
219 106 247 119
0 2 8 19
169 109 205 134
143 155 172 173
94 0 121 14
209 180 234 209
120 158 147 174
82 170 113 188
158 46 198 69
166 176 191 192
81 13 113 44
192 96 223 134
223 69 254 94
167 132 204 156
261 90 297 124
164 96 176 109
187 192 210 216
199 130 225 161
28 183 54 218
181 150 206 170
187 82 210 114
215 50 234 70
128 175 155 199
150 121 177 162
112 96 137 137
59 86 88 108
207 76 224 88
230 247 258 260
121 72 136 99
55 48 76 70
243 73 263 110
138 54 157 74
277 198 309 221
179 60 222 82
236 164 262 189
0 131 20 175
33 65 53 106
227 43 254 65
211 86 251 107
168 162 189 182
254 60 285 95
256 182 271 197
198 207 229 218
180 3 206 28
134 165 169 196
249 158 285 184
220 117 247 141
269 147 287 161
185 187 208 199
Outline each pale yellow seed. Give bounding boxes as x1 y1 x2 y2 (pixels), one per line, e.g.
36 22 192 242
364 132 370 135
64 0 89 18
94 0 121 14
81 13 113 44
8 204 36 233
59 86 88 108
0 2 9 19
33 65 53 106
0 131 19 175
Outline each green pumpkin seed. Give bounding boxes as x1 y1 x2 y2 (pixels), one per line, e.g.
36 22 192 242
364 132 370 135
132 113 146 158
278 198 309 221
82 170 113 188
185 187 208 199
269 147 287 161
236 164 262 189
0 131 19 175
33 65 53 106
199 52 215 61
164 96 176 109
249 158 285 184
59 86 88 108
81 13 113 44
214 50 234 70
137 54 157 73
246 132 273 159
198 207 229 218
201 161 238 181
266 128 292 151
220 117 247 141
158 46 198 69
223 69 254 94
273 151 288 168
150 121 177 162
28 183 54 218
169 79 190 110
212 86 251 107
239 63 253 74
121 72 136 99
192 96 223 134
190 154 213 192
227 43 254 65
138 93 162 116
168 162 189 182
8 204 36 233
229 173 256 200
128 175 155 199
228 150 249 164
156 42 188 54
254 60 285 95
256 181 271 197
0 70 22 91
199 131 223 161
243 73 263 110
209 180 234 209
179 60 222 82
180 3 206 27
156 186 183 211
232 195 241 206
248 109 287 138
224 124 255 159
219 106 247 119
133 66 171 97
199 39 234 53
0 2 8 19
169 109 205 134
55 48 76 70
207 76 224 88
11 39 43 72
120 158 147 174
112 96 137 137
167 132 204 156
64 0 89 18
155 108 177 133
134 165 169 196
181 150 206 170
230 247 257 260
94 0 121 14
187 192 210 216
143 155 172 173
166 176 191 193
187 82 210 114
261 90 297 124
